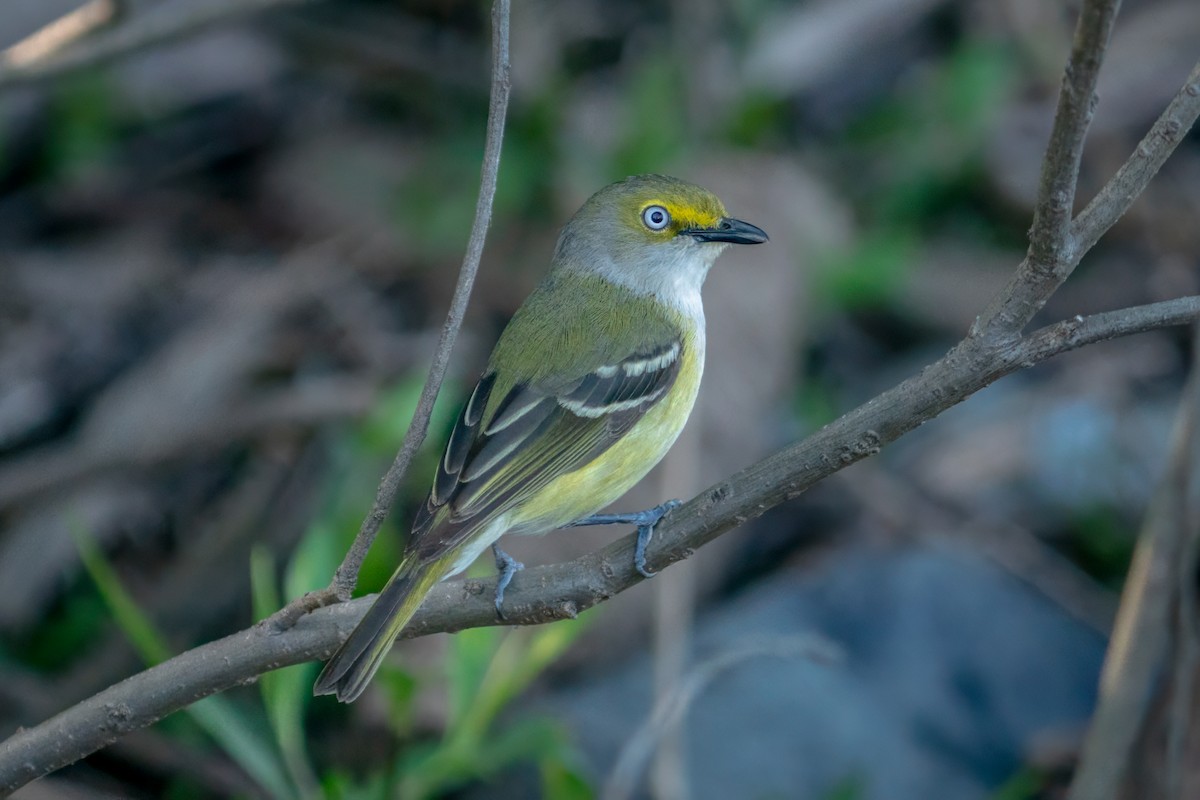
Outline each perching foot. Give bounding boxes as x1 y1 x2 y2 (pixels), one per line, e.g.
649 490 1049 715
492 544 524 619
569 499 682 578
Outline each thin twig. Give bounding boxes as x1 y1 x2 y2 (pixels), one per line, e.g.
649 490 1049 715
3 3 1200 790
331 0 511 598
1072 59 1200 257
1014 296 1200 365
2 0 121 68
1027 0 1120 260
603 637 841 800
2 296 1196 794
267 0 511 627
975 0 1121 339
0 0 322 92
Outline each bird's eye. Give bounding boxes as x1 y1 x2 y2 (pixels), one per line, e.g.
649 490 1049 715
642 205 670 231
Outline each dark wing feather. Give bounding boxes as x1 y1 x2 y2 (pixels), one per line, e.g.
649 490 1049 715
431 372 496 505
409 339 683 563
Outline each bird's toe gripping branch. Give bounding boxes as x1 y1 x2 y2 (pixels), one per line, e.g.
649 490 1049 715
568 499 682 578
492 544 525 618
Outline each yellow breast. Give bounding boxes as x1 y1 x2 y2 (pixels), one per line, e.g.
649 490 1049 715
511 327 705 533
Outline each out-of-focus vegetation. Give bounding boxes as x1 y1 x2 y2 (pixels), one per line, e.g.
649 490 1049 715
1 0 1198 797
819 42 1018 310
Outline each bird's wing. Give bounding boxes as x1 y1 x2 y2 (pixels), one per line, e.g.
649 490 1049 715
407 336 684 564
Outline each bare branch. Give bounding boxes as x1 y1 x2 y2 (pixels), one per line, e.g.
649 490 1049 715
0 0 322 92
1072 59 1200 257
975 0 1121 339
1028 0 1119 259
267 0 511 627
2 295 1195 794
2 1 1198 792
2 0 121 68
1015 297 1200 365
604 637 841 800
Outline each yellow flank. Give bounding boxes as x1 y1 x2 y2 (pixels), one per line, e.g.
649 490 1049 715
511 324 704 532
315 174 767 704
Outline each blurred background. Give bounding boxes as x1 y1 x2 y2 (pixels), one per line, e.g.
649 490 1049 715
1 0 1198 798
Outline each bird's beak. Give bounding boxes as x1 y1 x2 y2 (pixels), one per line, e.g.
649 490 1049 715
681 216 769 245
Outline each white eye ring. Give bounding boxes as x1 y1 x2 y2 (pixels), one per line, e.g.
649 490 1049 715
642 205 670 231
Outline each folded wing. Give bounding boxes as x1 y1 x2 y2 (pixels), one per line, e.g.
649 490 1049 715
409 339 684 563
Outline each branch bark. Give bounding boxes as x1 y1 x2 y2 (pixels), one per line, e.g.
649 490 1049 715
1 0 122 69
269 0 511 626
2 296 1197 793
975 0 1121 340
1072 59 1200 256
3 0 1200 794
0 0 322 92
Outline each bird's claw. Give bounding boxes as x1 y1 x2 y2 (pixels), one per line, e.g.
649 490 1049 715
633 499 681 578
492 544 524 619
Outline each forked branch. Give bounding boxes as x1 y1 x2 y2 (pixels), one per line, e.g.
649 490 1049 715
268 0 512 627
3 0 1200 794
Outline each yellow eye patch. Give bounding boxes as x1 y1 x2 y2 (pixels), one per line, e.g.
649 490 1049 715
640 200 721 233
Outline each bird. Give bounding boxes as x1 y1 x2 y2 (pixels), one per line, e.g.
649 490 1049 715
314 174 767 702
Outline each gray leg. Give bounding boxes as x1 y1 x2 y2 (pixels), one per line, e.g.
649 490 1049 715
568 499 681 578
492 544 524 618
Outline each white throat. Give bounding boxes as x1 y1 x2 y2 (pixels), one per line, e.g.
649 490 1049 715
591 240 723 324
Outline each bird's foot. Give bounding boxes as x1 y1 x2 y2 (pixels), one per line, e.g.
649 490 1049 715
568 499 682 578
492 544 524 619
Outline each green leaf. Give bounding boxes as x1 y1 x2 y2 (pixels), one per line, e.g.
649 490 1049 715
44 73 120 180
816 228 917 310
823 774 867 800
991 766 1044 800
396 617 592 800
473 717 564 772
284 515 343 601
377 663 421 736
72 525 294 800
253 547 321 799
472 617 589 734
322 768 391 800
612 57 689 175
447 625 502 732
70 522 170 665
10 581 110 669
540 755 595 800
187 695 297 800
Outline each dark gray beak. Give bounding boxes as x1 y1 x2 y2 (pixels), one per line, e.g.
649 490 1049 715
682 216 769 245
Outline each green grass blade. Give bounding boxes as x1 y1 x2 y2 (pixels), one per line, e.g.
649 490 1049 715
72 524 294 800
252 546 321 799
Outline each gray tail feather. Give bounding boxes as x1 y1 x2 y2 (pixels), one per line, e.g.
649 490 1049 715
313 562 430 703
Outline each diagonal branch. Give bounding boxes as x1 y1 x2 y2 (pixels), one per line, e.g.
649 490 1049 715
975 0 1121 340
1028 0 1120 260
0 0 323 92
2 1 1199 793
1071 59 1200 257
1015 297 1200 364
2 295 1195 794
2 0 123 69
268 0 511 627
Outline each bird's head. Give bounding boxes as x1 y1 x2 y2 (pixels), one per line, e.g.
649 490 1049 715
553 174 767 304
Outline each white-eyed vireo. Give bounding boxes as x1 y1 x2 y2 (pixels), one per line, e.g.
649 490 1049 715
315 174 767 702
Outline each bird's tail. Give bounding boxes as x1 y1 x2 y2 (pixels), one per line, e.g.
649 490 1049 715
313 555 444 703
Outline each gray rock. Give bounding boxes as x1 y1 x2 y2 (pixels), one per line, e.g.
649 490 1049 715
535 543 1104 799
